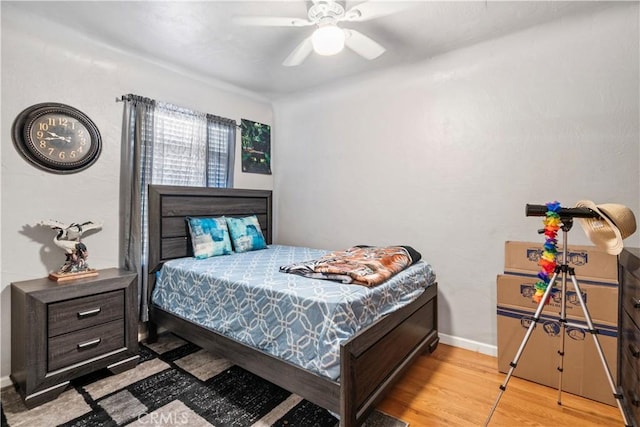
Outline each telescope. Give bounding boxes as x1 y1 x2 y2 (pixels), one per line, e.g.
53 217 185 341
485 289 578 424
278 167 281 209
525 204 601 219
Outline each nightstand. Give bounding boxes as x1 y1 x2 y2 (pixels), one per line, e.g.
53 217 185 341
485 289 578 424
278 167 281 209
11 268 139 408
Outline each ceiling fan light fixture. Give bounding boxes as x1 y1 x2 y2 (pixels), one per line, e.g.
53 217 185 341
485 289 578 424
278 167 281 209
311 25 345 56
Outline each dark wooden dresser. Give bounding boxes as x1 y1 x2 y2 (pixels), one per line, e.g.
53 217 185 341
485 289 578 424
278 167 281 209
11 268 139 408
620 247 640 426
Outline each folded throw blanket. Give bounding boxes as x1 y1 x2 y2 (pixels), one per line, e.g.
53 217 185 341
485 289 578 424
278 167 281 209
280 245 421 287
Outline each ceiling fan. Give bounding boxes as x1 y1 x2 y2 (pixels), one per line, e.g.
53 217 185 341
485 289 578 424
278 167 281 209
232 0 410 66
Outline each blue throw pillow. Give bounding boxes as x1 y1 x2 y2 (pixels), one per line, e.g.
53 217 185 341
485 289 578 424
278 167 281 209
226 215 267 253
186 216 233 259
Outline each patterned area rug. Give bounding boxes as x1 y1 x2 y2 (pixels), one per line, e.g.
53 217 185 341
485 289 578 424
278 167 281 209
1 334 408 427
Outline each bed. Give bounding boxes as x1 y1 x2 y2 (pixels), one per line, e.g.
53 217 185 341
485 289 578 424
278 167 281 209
146 185 439 427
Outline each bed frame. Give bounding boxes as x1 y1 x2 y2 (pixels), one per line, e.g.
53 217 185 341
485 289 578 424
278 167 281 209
146 184 439 427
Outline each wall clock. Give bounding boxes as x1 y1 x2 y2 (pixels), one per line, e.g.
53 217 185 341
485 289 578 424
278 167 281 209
12 103 102 174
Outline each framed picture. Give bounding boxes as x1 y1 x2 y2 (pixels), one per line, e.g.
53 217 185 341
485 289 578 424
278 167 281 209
240 119 271 175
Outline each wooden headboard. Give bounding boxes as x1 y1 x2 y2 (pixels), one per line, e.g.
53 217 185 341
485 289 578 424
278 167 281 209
147 184 273 276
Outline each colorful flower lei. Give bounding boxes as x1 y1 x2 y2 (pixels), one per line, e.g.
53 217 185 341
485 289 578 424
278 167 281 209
533 201 561 304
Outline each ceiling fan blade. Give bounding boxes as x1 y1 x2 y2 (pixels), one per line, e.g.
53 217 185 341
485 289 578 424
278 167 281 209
282 37 313 67
343 1 412 22
344 29 385 60
232 16 313 27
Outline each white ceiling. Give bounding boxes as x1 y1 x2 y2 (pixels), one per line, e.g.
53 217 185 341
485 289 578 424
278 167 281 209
6 1 614 99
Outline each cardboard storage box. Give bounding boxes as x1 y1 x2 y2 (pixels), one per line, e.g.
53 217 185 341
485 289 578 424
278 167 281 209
497 304 618 406
497 274 619 324
504 241 619 284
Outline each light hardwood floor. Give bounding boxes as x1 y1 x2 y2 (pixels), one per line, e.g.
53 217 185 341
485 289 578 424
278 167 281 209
378 344 623 426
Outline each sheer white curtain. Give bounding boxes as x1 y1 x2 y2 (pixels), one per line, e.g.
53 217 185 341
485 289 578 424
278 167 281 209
119 95 236 321
207 117 236 187
152 103 208 186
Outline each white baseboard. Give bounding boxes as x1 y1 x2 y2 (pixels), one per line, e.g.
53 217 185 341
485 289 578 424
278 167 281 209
438 333 497 357
1 375 12 389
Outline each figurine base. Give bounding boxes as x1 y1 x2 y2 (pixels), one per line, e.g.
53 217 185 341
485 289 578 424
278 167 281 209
49 270 99 282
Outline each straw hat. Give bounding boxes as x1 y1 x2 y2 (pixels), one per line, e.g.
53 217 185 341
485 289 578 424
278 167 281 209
575 200 637 255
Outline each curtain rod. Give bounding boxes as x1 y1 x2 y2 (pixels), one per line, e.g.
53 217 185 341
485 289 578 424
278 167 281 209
116 94 239 127
116 94 153 104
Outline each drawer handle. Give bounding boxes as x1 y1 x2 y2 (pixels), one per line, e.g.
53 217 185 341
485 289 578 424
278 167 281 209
629 344 640 358
633 392 640 407
77 308 101 318
633 297 640 309
77 338 101 349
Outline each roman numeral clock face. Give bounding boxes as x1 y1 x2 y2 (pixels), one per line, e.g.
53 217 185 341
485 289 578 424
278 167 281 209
12 103 101 173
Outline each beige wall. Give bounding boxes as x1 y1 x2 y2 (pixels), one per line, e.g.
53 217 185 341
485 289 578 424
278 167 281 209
1 5 273 384
272 3 640 353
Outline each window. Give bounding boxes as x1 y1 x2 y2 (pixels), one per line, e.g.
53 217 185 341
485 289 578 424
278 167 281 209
119 95 236 320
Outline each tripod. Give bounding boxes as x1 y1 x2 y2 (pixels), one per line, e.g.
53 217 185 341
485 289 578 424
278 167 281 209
485 218 631 426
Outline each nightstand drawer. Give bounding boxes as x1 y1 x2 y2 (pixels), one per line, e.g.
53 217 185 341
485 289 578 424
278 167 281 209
48 319 125 371
622 311 640 376
48 290 124 337
622 269 640 328
621 354 640 423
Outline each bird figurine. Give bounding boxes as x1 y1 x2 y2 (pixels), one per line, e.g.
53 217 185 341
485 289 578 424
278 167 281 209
36 220 103 276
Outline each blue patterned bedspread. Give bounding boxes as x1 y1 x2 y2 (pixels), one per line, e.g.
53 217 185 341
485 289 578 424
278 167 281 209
151 245 436 380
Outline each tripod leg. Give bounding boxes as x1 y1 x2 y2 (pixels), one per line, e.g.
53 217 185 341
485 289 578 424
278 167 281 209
484 272 559 426
557 269 568 406
568 272 632 427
